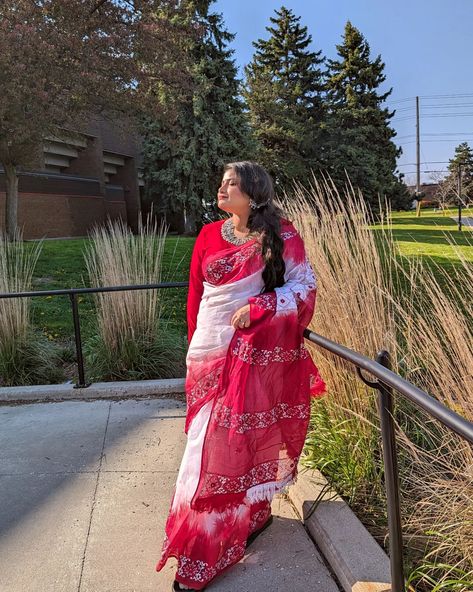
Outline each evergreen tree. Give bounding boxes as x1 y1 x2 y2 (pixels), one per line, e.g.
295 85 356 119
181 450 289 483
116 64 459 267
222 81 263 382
323 21 411 214
243 6 326 193
444 142 473 205
142 1 255 234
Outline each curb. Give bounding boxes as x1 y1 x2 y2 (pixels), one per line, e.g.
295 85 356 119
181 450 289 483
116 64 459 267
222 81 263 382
0 377 186 403
287 460 392 592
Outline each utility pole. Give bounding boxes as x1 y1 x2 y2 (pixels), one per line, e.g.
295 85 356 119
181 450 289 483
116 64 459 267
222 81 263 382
458 163 463 231
415 96 421 217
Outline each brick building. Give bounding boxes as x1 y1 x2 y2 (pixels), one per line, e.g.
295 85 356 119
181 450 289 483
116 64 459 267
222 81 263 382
0 114 144 239
407 182 440 206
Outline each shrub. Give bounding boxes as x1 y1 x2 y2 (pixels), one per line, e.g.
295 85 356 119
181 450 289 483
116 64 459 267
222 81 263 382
83 217 186 381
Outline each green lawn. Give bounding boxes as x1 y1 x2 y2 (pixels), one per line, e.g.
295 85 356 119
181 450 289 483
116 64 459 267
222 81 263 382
28 236 194 343
375 207 473 260
25 207 472 343
370 207 472 295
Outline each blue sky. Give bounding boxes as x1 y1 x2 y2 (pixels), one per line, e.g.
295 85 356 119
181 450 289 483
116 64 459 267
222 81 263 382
213 0 473 185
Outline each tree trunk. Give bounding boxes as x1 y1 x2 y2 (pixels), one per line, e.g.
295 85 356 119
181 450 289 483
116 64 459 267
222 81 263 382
4 162 19 239
183 205 197 235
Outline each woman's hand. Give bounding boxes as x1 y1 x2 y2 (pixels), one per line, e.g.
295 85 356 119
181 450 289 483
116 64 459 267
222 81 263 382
231 304 251 329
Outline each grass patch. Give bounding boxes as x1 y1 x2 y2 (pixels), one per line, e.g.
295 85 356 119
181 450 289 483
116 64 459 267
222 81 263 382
372 207 473 296
27 235 194 343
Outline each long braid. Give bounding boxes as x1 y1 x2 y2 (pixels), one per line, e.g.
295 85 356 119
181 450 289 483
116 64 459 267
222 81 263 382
223 161 289 294
248 205 286 293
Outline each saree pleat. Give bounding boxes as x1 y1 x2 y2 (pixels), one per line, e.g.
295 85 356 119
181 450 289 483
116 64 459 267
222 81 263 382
155 399 272 589
155 218 326 589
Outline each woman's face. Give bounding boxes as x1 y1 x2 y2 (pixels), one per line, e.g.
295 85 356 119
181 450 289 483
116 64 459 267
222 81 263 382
217 169 251 216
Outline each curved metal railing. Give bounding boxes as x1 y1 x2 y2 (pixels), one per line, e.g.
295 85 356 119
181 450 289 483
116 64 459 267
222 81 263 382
303 329 473 592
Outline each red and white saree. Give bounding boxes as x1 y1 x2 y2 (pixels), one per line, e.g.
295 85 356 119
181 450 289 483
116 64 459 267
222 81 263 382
155 217 326 589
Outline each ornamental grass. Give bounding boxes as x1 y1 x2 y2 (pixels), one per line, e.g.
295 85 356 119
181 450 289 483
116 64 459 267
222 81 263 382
0 231 63 385
285 175 473 591
83 216 186 381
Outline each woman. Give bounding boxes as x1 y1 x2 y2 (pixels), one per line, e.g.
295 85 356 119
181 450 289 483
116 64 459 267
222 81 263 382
155 161 326 591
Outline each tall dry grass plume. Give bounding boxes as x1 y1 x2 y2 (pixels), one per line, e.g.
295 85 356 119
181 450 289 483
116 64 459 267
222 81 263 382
282 175 473 589
0 231 62 385
84 216 186 380
0 231 40 345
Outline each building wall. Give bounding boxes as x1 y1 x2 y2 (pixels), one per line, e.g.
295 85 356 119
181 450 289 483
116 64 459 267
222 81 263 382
0 170 129 239
0 113 142 239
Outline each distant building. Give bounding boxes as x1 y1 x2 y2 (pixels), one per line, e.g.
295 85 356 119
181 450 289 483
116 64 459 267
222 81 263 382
0 114 144 239
407 182 440 208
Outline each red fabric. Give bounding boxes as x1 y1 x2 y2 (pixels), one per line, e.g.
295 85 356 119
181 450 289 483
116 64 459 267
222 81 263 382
157 496 272 589
186 225 208 345
156 218 326 588
186 219 327 512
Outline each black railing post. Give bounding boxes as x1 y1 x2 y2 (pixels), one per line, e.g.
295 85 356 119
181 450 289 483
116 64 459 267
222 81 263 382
376 349 405 592
69 292 89 388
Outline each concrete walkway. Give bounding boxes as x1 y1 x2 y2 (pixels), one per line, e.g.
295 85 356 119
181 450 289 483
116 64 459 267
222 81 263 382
0 398 340 592
450 215 473 227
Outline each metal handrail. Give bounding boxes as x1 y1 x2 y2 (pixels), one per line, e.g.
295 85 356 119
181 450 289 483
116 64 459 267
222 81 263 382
303 329 473 443
1 283 472 592
0 282 187 387
0 282 188 299
303 328 473 592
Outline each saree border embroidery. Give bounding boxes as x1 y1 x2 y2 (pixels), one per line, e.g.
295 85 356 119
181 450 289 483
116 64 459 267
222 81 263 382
205 242 261 284
249 507 272 532
251 292 276 311
231 336 310 365
201 457 297 496
214 401 310 434
176 542 246 584
188 366 223 407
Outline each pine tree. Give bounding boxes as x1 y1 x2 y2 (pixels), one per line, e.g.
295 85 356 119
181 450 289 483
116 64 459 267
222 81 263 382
323 21 411 213
444 142 473 205
242 6 326 193
142 1 255 234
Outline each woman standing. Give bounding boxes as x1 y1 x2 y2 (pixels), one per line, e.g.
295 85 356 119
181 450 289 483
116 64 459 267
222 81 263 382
156 161 326 591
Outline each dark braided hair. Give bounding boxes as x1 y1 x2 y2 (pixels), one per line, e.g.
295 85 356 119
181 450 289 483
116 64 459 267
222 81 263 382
223 161 289 294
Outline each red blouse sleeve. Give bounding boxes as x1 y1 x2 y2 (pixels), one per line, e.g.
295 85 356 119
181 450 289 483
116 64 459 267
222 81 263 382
186 225 207 345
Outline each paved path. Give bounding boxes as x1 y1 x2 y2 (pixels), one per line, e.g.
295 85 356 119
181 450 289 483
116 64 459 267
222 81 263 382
450 215 473 227
0 399 340 592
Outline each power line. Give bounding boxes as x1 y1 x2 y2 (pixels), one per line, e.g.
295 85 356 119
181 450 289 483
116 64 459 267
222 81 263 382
425 132 473 135
397 161 450 166
396 133 473 139
399 170 449 174
394 102 473 112
387 95 473 183
419 93 473 99
395 139 473 144
387 92 473 105
396 136 473 140
394 113 473 121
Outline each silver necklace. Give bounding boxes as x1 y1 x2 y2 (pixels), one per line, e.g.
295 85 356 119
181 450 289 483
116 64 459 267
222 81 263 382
221 218 254 246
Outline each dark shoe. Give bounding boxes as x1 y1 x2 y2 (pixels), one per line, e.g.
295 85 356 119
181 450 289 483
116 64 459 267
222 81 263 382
246 514 274 548
172 579 206 591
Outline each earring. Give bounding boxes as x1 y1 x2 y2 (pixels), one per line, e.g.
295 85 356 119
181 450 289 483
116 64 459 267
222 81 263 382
249 198 270 209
